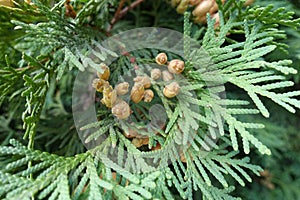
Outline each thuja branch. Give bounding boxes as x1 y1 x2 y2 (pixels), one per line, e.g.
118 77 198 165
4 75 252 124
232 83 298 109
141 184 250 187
107 0 144 32
110 0 126 26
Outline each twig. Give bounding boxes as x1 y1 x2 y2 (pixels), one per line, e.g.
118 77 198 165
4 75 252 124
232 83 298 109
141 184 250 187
119 0 144 18
107 0 144 33
110 0 126 26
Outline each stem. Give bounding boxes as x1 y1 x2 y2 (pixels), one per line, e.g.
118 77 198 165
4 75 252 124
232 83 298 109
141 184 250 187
107 0 144 33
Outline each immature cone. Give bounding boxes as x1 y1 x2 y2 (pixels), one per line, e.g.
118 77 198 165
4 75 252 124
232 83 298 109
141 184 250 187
194 15 207 23
174 0 227 27
112 100 131 120
115 82 129 96
101 86 117 108
168 59 185 74
163 82 180 98
155 53 168 65
176 0 189 14
97 63 110 80
172 0 249 28
209 1 218 14
92 79 109 92
143 89 154 103
151 68 161 80
192 0 214 18
133 76 151 88
124 124 138 138
0 0 13 7
130 83 145 103
189 0 201 6
162 70 174 82
132 138 149 148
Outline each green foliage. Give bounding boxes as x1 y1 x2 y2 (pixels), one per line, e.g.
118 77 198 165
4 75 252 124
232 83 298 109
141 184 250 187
229 94 300 200
0 0 300 199
0 138 262 200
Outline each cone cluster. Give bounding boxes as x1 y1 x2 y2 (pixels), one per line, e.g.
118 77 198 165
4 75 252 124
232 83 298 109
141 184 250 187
154 53 184 98
92 69 153 123
126 52 186 148
172 0 254 27
92 53 185 121
172 0 224 26
92 53 185 148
